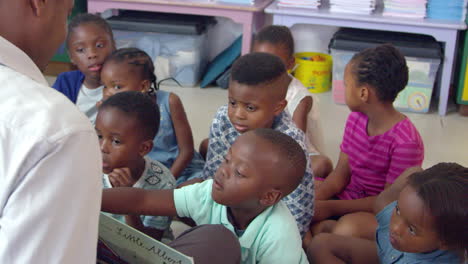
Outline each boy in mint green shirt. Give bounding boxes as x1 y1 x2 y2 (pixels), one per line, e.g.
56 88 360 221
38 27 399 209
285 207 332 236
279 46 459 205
102 128 309 263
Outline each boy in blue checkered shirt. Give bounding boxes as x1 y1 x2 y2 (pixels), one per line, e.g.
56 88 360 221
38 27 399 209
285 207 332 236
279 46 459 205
200 53 314 237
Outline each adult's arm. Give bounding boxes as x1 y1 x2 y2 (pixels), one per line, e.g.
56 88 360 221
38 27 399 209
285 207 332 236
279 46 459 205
0 130 102 264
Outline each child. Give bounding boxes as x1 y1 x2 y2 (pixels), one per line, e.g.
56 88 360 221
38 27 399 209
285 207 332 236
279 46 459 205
200 52 314 237
102 128 309 264
53 13 115 123
96 91 176 241
311 44 424 239
99 48 204 185
253 25 333 179
307 163 467 264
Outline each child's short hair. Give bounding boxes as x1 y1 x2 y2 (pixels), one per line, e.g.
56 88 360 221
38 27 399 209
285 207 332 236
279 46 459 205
100 91 160 140
407 163 468 253
231 52 286 86
105 48 157 92
254 25 295 58
350 44 408 102
66 13 114 48
253 128 306 195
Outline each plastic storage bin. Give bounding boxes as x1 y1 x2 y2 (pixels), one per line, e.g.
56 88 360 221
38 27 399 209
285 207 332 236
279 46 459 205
113 30 208 87
329 29 442 113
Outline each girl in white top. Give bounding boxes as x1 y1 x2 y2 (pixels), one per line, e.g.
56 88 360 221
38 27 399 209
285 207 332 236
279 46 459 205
253 25 333 179
287 76 324 154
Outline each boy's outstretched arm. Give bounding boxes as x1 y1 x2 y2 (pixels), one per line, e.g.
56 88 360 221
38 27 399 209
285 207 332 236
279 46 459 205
102 188 177 217
373 166 423 214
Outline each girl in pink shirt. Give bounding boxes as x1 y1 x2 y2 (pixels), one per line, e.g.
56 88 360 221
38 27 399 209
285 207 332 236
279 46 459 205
307 44 424 243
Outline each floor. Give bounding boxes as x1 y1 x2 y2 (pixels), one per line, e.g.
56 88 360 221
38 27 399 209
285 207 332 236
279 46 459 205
45 75 468 168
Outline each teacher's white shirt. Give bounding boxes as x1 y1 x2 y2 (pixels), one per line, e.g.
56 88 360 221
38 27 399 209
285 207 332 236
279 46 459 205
0 36 102 263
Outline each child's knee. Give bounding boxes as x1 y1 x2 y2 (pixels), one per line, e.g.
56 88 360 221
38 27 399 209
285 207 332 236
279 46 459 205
332 212 377 240
307 233 332 253
310 219 337 236
311 155 333 179
198 138 209 160
314 179 323 190
306 233 337 261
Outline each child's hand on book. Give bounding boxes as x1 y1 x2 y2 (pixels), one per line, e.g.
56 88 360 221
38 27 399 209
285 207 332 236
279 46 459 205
109 168 135 187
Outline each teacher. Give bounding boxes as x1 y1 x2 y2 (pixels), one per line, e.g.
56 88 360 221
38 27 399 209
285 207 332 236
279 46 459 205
0 1 102 263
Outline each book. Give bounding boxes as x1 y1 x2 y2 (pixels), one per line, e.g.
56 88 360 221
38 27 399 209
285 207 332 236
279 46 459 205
97 213 194 264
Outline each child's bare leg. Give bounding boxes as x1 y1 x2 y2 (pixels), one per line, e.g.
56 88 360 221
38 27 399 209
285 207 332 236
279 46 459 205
198 138 209 160
314 179 323 191
302 230 313 249
310 154 333 179
306 233 379 264
332 212 377 240
169 224 241 264
310 219 337 236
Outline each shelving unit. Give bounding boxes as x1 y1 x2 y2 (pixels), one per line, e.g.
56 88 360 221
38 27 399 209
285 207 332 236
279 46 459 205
88 0 274 55
265 1 467 115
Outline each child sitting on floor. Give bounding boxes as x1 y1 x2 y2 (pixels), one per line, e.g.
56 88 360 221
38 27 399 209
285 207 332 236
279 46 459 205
307 163 467 264
102 128 310 264
99 48 204 185
252 25 333 179
53 13 115 123
311 44 424 240
96 91 176 241
199 52 314 238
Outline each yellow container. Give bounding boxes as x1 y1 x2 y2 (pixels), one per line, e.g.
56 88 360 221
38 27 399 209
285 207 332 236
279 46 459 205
294 52 332 93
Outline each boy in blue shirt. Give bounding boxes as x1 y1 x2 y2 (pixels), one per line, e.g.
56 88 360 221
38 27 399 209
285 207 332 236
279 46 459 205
307 163 467 264
201 52 314 237
96 91 175 241
102 128 310 264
